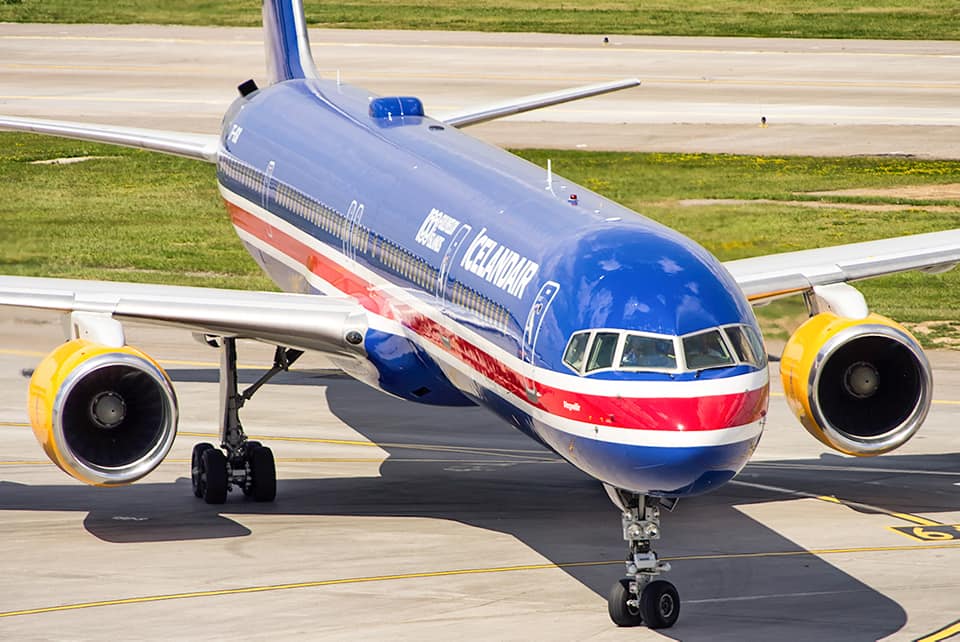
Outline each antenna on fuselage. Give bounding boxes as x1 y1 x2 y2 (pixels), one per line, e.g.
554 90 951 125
546 158 554 193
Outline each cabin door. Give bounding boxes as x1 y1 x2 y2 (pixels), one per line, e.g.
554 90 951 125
343 199 366 262
521 281 559 404
435 224 472 302
261 160 276 210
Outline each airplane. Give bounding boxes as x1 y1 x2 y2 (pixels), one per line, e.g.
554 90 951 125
2 0 960 629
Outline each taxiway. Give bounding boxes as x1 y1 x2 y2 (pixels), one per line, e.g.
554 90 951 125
0 310 958 640
1 24 959 157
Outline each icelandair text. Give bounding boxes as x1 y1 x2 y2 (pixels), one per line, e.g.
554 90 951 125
460 227 539 299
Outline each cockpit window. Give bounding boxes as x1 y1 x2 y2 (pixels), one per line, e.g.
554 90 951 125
743 325 768 367
723 325 760 367
682 330 735 370
620 334 677 370
561 323 762 376
586 332 620 372
562 331 590 372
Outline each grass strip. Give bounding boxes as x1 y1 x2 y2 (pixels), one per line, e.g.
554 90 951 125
2 133 958 345
1 0 960 41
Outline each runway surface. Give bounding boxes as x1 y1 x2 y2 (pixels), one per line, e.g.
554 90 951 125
2 24 960 157
0 311 958 641
1 22 959 640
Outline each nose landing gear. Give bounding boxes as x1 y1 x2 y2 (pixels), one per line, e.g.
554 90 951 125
604 485 680 629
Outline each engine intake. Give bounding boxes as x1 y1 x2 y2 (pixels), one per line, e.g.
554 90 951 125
780 313 932 456
28 339 178 486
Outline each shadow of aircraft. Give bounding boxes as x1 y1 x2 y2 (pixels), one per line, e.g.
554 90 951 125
2 367 958 639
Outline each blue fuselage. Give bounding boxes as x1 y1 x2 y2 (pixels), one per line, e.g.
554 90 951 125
215 78 769 496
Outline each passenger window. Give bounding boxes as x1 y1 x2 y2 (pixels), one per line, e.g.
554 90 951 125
563 332 590 372
586 332 620 372
724 326 759 366
683 330 735 369
620 334 676 370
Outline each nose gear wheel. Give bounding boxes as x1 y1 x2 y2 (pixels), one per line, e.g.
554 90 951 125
605 486 681 629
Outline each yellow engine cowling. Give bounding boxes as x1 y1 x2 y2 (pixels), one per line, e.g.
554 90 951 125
780 313 932 456
28 339 178 486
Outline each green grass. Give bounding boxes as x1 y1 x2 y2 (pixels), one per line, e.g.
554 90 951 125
515 149 960 341
515 151 960 206
1 0 959 40
0 135 273 290
3 133 959 346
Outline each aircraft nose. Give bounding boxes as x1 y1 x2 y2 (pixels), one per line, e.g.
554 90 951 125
547 415 764 497
614 436 760 497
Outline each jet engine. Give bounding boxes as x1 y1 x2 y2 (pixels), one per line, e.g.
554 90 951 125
780 313 932 456
28 339 178 486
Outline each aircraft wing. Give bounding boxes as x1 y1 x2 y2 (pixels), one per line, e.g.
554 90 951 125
0 276 366 355
440 78 640 128
0 116 219 163
724 229 960 304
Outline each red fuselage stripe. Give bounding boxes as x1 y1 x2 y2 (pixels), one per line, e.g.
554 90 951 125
226 199 769 432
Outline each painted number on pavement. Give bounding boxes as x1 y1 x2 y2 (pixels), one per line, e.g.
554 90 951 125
888 524 960 542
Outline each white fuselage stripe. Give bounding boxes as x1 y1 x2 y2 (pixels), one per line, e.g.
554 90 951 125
221 183 770 401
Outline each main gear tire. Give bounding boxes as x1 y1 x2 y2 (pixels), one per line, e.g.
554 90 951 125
247 444 276 502
191 442 215 498
201 448 228 505
608 579 644 627
639 580 680 629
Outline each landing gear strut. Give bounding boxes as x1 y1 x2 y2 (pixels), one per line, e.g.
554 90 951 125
191 337 302 504
605 485 680 629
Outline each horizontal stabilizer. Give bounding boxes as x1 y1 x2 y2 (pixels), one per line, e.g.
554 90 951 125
440 78 640 128
0 116 219 163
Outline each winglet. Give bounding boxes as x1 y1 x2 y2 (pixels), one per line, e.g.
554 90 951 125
262 0 320 84
440 78 641 128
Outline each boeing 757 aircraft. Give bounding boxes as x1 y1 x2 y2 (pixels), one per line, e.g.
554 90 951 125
2 0 959 628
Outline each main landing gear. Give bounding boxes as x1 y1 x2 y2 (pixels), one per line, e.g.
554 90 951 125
604 485 680 629
191 337 303 504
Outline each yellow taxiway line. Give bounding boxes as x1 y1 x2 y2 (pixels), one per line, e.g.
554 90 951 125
0 422 558 463
916 619 960 642
0 542 956 619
